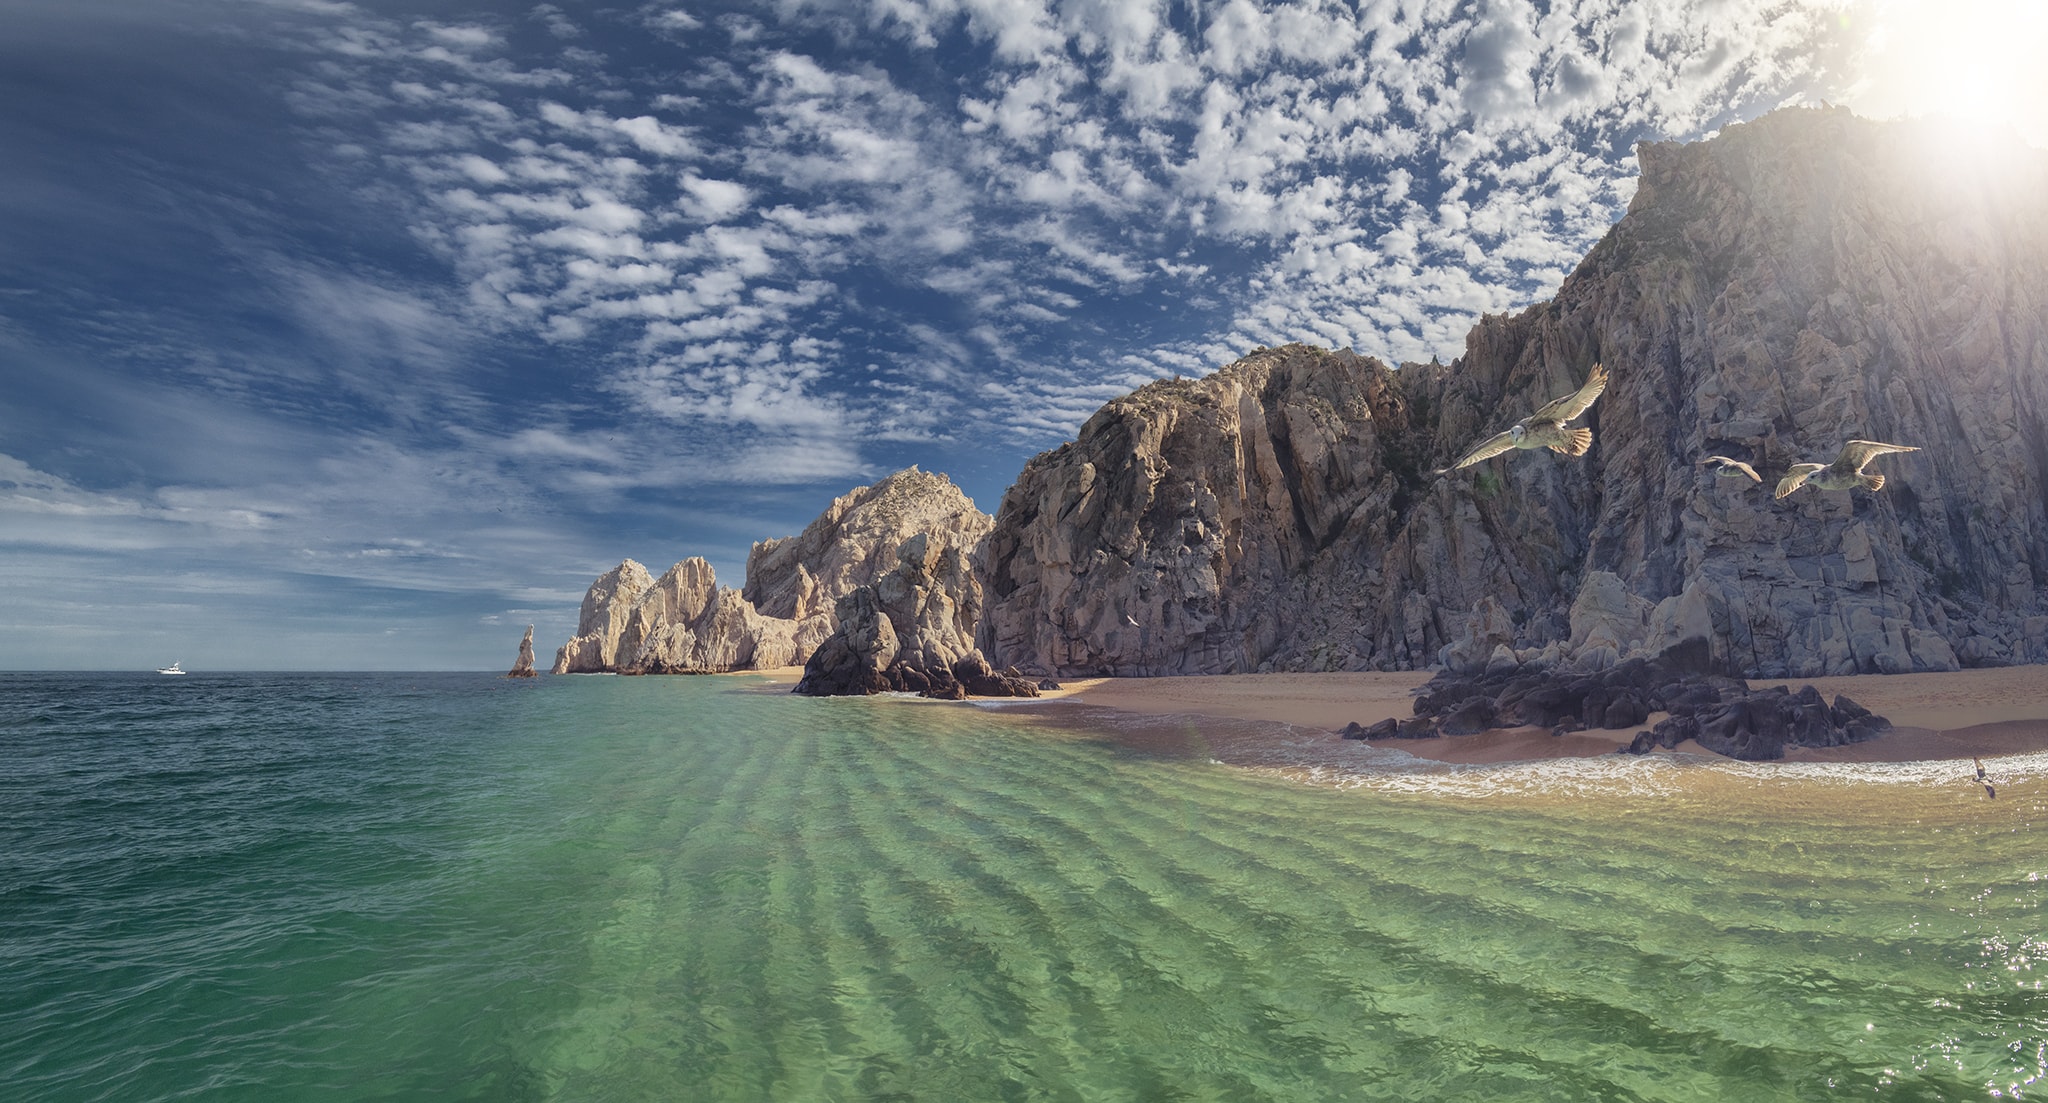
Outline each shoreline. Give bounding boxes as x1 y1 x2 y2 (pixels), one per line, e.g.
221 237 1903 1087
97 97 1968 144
742 662 2048 767
1052 666 2048 767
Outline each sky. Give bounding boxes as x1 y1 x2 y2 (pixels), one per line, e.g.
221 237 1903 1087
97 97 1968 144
3 0 2044 671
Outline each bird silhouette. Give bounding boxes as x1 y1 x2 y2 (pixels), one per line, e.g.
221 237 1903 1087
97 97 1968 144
1774 440 1919 499
1436 364 1607 473
1974 756 1996 800
1700 455 1761 483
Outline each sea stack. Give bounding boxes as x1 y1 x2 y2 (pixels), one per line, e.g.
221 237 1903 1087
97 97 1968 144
507 625 538 678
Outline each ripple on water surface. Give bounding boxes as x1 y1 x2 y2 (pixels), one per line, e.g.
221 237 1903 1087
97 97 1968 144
2 672 2043 1102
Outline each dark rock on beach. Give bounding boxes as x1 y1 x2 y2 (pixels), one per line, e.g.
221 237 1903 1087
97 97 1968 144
1642 685 1891 760
1365 654 1893 760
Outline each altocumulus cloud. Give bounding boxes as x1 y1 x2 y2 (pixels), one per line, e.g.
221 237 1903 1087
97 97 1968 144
284 0 1856 453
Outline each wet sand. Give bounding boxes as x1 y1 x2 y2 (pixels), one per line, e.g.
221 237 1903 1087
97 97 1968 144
1058 665 2048 766
743 666 806 684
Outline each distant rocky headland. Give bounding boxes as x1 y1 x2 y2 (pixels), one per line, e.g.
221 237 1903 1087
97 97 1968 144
550 107 2048 727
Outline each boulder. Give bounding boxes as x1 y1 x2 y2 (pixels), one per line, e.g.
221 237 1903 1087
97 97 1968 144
1340 718 1400 740
1404 653 1893 759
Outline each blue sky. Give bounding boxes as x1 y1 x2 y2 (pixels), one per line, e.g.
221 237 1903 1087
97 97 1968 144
2 0 2039 670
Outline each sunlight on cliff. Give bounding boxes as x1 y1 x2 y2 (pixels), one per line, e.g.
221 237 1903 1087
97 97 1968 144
1839 0 2048 149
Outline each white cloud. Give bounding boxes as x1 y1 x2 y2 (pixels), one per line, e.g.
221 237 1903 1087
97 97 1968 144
679 174 752 221
274 0 1860 473
420 22 497 50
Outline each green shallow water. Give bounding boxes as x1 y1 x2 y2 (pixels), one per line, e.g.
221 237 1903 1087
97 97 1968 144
2 672 2044 1101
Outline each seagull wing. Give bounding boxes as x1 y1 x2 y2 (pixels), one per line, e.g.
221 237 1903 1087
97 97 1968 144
1702 456 1761 481
1529 363 1607 425
1775 463 1825 499
1833 439 1919 475
1443 430 1520 471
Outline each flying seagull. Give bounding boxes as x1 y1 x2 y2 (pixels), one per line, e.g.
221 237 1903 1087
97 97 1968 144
1974 756 1996 800
1435 363 1608 473
1699 455 1761 483
1773 440 1920 499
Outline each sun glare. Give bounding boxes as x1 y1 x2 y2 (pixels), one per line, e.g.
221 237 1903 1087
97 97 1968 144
1840 0 2048 148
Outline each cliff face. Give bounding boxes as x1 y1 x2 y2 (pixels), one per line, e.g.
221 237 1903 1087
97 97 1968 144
551 468 992 674
979 108 2048 678
977 345 1425 676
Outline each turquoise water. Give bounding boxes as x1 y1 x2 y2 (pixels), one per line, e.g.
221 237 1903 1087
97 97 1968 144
2 672 2043 1101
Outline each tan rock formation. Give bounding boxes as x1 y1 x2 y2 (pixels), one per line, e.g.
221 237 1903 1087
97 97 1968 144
553 468 993 674
797 532 1037 698
979 108 2048 678
507 625 538 678
977 345 1425 676
745 467 994 621
551 560 655 674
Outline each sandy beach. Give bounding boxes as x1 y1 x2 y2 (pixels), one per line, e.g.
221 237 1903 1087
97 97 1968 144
744 661 2048 767
1053 666 2048 766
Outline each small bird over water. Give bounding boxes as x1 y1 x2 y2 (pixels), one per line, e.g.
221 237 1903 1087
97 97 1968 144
1774 440 1920 499
1974 756 1996 800
1436 363 1608 473
1699 455 1761 483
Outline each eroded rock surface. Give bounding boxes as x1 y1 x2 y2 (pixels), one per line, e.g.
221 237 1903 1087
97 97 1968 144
553 469 992 674
978 343 1428 677
552 560 656 673
747 467 993 622
795 532 1038 698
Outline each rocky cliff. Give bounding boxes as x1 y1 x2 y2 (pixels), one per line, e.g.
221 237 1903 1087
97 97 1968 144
979 108 2048 679
745 468 995 621
977 344 1426 676
551 468 991 674
553 559 656 673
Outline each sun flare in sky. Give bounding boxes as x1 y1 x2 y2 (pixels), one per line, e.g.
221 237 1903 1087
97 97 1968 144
1840 0 2048 147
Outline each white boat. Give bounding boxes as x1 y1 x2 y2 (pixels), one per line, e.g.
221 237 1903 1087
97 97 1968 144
156 661 187 675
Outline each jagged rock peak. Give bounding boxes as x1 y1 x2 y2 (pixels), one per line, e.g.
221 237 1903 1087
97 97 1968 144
550 467 993 676
551 560 656 674
507 625 538 678
746 467 993 622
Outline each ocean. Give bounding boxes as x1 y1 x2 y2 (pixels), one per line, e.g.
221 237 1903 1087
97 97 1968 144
2 671 2042 1101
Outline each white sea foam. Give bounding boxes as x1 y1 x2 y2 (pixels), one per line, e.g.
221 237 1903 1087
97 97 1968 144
1244 743 2048 800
